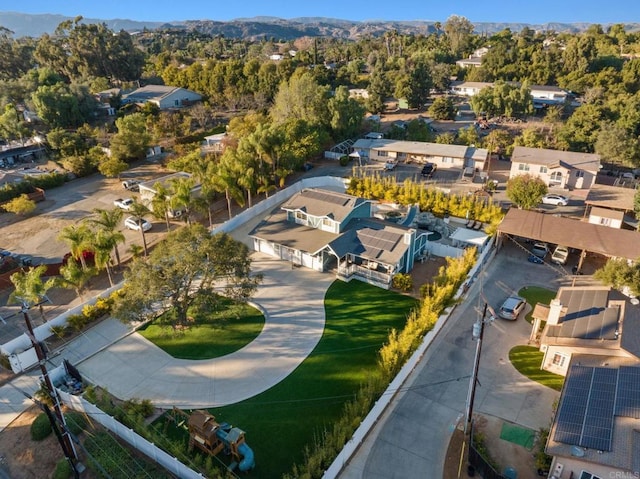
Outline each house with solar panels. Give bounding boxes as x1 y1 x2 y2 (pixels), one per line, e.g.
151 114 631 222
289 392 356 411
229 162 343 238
545 356 640 479
537 286 639 377
249 188 429 289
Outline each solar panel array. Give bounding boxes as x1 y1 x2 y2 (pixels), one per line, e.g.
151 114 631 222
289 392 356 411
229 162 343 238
555 364 640 451
358 228 400 259
616 366 640 419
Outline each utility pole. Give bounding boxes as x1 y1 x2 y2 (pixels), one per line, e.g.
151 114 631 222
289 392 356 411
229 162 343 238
21 302 81 479
464 302 488 435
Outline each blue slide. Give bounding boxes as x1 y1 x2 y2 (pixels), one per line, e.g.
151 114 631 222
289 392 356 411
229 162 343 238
237 442 255 472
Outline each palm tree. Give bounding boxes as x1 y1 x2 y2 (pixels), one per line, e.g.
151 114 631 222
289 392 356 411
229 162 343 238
93 230 116 286
150 182 172 231
86 208 125 268
169 176 196 225
128 200 151 256
57 258 97 299
57 224 94 269
9 265 57 321
211 161 245 220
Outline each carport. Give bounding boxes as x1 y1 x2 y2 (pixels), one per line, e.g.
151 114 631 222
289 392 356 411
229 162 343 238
497 209 640 271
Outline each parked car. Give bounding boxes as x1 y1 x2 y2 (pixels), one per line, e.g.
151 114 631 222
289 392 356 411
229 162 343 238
541 194 569 206
421 162 437 178
527 254 543 264
124 216 152 232
122 179 141 191
498 295 526 320
531 242 549 258
551 245 569 265
384 160 397 171
114 198 134 210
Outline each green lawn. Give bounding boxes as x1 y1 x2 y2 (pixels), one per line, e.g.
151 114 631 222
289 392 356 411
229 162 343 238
509 345 564 391
138 297 265 359
153 280 418 479
518 286 556 324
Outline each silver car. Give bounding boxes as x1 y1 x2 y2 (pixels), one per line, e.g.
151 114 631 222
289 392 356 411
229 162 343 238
498 296 526 320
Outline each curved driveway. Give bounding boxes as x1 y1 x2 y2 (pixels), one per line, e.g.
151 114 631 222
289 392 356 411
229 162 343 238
78 253 335 408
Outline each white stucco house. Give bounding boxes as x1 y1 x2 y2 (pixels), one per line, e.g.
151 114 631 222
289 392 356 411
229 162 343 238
509 146 600 190
121 85 202 110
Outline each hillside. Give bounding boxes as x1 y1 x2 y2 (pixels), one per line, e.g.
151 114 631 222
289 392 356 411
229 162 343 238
1 11 639 39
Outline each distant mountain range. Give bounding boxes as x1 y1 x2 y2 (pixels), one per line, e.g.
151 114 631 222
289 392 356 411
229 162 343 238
1 11 639 40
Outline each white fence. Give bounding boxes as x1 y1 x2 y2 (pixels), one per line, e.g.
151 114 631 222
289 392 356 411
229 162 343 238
2 284 123 373
58 388 205 479
323 235 497 478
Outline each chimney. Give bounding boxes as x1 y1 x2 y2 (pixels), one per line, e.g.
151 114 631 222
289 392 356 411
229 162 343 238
548 299 563 325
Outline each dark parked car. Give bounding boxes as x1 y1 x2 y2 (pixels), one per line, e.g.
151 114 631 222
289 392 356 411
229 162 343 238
421 162 437 177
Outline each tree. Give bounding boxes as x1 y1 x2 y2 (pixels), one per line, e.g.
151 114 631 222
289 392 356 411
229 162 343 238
327 85 365 141
428 96 456 120
595 121 639 168
32 83 95 129
86 208 125 269
404 59 432 108
127 200 152 256
506 174 548 210
3 194 36 216
9 265 57 321
444 15 474 57
366 69 390 114
110 113 151 162
57 224 94 269
168 176 197 225
595 258 640 296
270 72 330 127
93 229 117 286
57 258 97 299
0 104 30 144
113 224 261 328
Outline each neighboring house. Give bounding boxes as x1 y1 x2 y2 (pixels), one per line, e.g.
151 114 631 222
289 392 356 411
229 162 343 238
202 133 227 153
350 139 488 171
449 81 493 97
530 85 569 108
587 207 624 229
545 355 640 479
538 286 640 376
138 171 201 217
250 188 429 289
269 54 283 61
455 47 489 68
509 146 600 190
121 85 202 110
584 184 637 229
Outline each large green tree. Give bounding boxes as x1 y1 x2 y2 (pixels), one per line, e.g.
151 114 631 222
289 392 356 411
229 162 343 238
110 113 151 162
506 174 548 210
327 85 365 141
113 224 261 328
270 71 330 127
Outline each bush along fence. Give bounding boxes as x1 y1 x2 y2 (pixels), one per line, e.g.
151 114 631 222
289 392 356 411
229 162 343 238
285 246 483 479
1 283 124 373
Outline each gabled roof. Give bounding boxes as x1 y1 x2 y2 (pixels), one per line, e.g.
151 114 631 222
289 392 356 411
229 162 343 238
327 217 411 267
352 139 487 161
450 81 493 90
590 206 625 221
511 146 600 171
280 189 368 223
123 85 201 103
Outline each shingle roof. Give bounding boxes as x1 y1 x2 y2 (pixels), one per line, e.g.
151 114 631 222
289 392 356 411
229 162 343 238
511 146 600 171
352 139 487 161
280 189 367 223
585 184 636 211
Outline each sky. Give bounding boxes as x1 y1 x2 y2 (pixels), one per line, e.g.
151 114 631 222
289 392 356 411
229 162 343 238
3 0 640 24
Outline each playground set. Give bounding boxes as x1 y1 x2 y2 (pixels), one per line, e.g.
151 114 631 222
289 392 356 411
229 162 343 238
174 408 255 473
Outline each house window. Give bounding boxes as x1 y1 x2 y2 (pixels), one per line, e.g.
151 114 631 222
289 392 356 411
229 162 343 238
575 170 584 177
518 163 530 172
378 151 388 157
599 217 611 226
295 211 307 222
579 472 602 479
539 166 547 174
442 157 452 164
322 218 333 227
550 171 563 183
552 353 568 367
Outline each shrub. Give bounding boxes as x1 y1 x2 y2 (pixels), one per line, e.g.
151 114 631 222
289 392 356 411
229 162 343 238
50 325 68 339
64 411 87 436
30 413 53 441
0 353 10 370
392 273 413 292
65 314 87 332
53 458 72 479
339 155 350 166
29 172 67 189
123 398 155 418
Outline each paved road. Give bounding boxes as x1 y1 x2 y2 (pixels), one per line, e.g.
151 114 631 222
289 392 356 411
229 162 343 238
77 253 335 408
338 242 564 479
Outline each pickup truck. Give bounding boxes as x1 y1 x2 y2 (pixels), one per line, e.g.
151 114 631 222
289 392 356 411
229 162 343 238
122 180 141 191
114 198 134 210
384 160 397 171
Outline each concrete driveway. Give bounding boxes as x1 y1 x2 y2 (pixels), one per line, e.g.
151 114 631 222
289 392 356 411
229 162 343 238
78 253 335 408
338 242 565 479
